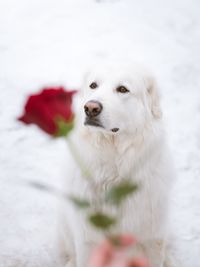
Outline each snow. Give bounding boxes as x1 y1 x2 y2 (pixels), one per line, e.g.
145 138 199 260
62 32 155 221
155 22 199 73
0 0 200 266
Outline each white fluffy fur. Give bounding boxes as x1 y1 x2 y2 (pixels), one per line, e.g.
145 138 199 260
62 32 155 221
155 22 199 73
62 61 175 267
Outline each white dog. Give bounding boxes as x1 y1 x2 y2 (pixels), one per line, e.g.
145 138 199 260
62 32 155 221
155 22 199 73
62 61 175 267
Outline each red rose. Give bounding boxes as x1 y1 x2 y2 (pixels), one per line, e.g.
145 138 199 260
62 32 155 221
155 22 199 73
18 87 77 136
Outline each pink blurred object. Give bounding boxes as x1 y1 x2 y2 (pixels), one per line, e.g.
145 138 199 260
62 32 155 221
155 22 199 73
87 235 149 267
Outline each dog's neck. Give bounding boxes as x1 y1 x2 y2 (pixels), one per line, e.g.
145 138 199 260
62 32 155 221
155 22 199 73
77 119 164 154
70 120 165 187
72 120 165 175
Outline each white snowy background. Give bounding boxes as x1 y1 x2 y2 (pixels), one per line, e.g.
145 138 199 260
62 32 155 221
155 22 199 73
0 0 200 266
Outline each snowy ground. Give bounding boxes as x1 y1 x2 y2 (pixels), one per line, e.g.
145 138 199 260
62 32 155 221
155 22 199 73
0 0 200 266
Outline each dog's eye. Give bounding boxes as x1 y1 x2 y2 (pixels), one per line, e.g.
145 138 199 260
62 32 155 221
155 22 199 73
89 82 98 89
116 86 129 93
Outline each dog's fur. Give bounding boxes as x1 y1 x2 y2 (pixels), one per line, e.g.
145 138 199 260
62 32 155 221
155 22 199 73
62 61 175 267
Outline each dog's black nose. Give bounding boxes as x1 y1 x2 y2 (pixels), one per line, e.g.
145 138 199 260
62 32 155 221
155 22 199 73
84 100 103 117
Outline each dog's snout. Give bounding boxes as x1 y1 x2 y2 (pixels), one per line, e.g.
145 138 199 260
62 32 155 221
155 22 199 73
84 100 103 117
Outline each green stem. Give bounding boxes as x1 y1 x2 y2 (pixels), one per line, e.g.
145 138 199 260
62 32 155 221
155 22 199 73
66 137 92 181
66 137 103 210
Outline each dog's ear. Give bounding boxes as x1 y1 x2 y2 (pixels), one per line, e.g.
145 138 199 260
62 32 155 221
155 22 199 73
146 76 162 119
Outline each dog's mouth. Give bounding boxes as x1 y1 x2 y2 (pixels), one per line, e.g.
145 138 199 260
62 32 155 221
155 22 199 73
84 118 119 133
84 118 104 128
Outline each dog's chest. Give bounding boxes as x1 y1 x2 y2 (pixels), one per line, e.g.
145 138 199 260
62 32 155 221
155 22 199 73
84 144 141 186
68 135 170 239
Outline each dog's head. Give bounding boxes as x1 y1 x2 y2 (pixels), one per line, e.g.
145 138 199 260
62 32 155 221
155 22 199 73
81 62 162 135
